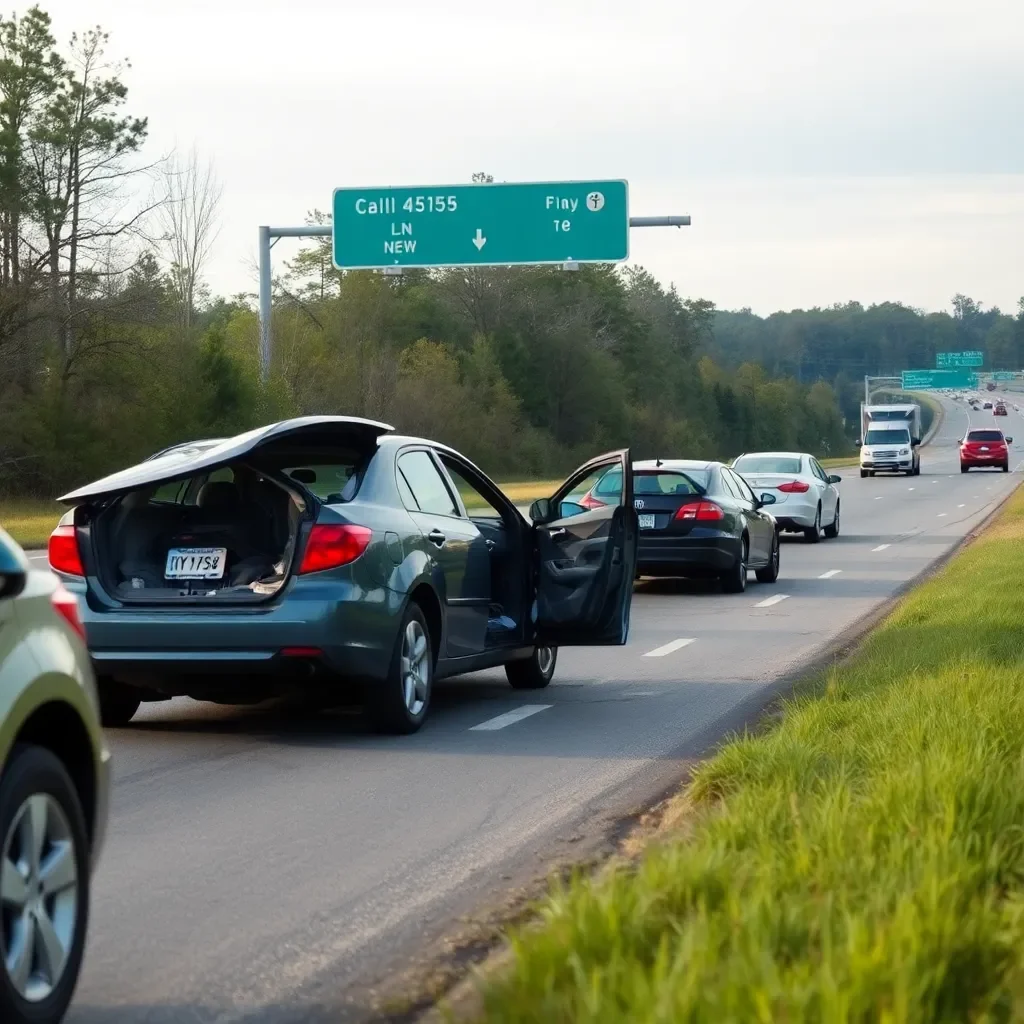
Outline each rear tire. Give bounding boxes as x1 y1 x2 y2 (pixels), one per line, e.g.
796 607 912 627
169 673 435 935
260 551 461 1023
961 464 969 473
859 469 868 479
755 532 780 583
0 746 90 1024
1003 462 1010 473
97 679 141 727
804 505 822 544
367 602 433 735
823 502 840 539
721 538 748 594
506 647 557 690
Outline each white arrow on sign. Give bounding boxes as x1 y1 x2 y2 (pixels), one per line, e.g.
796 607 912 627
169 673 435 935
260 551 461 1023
472 228 486 251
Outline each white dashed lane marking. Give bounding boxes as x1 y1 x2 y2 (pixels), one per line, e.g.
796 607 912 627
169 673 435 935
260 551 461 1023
643 638 696 658
755 594 790 608
469 705 552 731
958 504 965 508
872 544 891 552
819 569 842 579
937 513 947 518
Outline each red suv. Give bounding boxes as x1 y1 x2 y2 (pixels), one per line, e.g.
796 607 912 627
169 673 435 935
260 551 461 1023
960 428 1012 472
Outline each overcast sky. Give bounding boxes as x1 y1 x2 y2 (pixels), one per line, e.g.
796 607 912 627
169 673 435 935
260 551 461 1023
40 0 1024 315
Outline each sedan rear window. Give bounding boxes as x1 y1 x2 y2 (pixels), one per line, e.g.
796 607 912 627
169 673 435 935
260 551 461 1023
284 464 360 502
966 430 1004 442
733 456 802 474
633 471 706 497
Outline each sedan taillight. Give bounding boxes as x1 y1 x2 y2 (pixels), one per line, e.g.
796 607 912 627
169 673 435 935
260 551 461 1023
579 492 606 510
299 524 372 574
776 480 810 493
51 583 86 642
48 525 84 576
675 501 725 522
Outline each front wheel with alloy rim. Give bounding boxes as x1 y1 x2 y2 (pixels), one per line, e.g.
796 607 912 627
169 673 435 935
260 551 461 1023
0 745 90 1024
721 538 748 593
804 505 822 544
368 603 433 734
823 501 840 539
755 531 780 583
506 647 558 689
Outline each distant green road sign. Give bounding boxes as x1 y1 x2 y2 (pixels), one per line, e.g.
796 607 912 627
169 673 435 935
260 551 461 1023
936 350 983 368
902 369 977 390
332 180 629 270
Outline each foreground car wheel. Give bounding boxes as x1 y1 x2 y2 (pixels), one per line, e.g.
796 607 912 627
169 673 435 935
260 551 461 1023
823 502 840 539
961 464 969 473
755 532 780 583
368 603 432 735
804 506 822 544
1004 462 1010 473
506 647 558 690
97 680 141 727
721 539 748 594
0 746 89 1024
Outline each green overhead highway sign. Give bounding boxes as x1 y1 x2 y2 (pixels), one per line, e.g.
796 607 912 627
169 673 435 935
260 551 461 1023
902 369 978 390
331 180 629 270
936 351 983 368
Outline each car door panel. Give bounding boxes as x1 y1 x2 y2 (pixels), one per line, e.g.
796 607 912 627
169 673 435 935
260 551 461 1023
533 451 636 647
722 469 768 564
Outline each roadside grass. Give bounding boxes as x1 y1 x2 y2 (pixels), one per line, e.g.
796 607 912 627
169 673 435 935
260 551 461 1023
0 499 62 550
474 485 1024 1022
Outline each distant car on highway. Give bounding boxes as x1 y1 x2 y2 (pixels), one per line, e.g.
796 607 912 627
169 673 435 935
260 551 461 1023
0 527 110 1024
960 428 1012 473
994 402 1007 415
732 452 841 542
579 460 780 592
983 401 993 409
48 417 637 734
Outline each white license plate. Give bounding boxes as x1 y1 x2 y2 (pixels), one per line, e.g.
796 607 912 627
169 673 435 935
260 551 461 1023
638 514 656 529
164 547 227 580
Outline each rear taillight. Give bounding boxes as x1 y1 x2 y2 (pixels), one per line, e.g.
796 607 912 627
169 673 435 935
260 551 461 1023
48 525 84 576
776 480 810 493
675 501 725 522
579 492 606 510
51 583 85 642
299 524 372 574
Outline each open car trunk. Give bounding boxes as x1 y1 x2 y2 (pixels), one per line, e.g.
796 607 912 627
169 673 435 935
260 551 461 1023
86 466 309 604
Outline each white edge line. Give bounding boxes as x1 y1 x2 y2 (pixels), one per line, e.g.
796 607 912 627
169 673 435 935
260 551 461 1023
872 544 891 552
754 594 790 608
818 569 842 579
469 704 553 731
643 638 696 658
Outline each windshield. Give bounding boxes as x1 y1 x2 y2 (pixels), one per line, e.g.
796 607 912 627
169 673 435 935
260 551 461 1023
868 410 914 421
733 456 802 474
865 428 910 445
966 430 1004 442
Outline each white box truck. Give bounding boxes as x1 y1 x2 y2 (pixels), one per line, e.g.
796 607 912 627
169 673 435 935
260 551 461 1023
858 402 922 477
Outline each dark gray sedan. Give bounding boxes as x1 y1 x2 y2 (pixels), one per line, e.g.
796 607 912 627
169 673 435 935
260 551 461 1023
49 417 637 733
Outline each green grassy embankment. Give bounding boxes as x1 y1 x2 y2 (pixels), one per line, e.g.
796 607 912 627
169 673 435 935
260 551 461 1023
473 485 1024 1022
0 499 63 550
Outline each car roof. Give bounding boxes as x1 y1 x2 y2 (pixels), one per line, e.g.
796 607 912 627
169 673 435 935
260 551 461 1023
632 459 717 471
733 451 808 460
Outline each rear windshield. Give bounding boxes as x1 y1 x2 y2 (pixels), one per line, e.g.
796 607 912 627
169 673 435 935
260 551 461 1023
865 428 910 445
283 463 360 502
593 468 709 497
733 456 802 474
966 430 1004 442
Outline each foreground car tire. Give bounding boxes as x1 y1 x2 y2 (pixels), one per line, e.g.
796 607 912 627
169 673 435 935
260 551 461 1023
823 502 840 539
368 603 433 735
721 539 748 594
97 680 142 727
506 647 558 690
754 532 780 583
0 746 90 1024
804 506 822 544
1004 463 1010 472
859 469 867 478
961 464 969 473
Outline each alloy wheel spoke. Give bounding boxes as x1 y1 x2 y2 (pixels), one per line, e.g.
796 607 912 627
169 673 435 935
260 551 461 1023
40 841 76 897
23 795 48 874
0 857 28 909
7 912 34 994
34 906 67 984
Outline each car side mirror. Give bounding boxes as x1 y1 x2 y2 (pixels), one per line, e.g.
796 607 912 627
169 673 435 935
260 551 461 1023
855 439 862 447
758 492 777 506
528 497 553 523
828 474 842 484
1008 437 1014 444
0 569 26 600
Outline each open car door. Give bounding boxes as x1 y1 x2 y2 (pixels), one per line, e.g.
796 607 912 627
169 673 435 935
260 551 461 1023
529 449 636 646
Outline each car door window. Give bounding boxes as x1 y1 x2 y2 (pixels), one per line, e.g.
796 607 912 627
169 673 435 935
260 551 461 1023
718 469 743 502
810 459 828 483
728 469 757 505
397 451 460 517
557 465 622 519
439 457 503 518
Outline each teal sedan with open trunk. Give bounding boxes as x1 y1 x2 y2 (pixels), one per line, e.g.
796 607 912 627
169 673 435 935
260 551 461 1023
49 417 637 733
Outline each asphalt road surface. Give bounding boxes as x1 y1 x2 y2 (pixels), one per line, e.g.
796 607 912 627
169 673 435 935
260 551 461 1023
27 394 1021 1023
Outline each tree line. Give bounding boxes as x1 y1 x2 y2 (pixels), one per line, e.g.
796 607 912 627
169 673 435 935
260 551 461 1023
0 5 954 501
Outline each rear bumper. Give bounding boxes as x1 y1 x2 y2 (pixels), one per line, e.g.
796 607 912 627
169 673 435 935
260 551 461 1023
66 575 400 693
637 534 739 577
769 498 817 529
961 457 1007 467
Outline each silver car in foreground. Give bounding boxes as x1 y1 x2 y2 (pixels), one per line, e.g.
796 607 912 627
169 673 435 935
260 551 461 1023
732 452 842 542
0 526 110 1023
